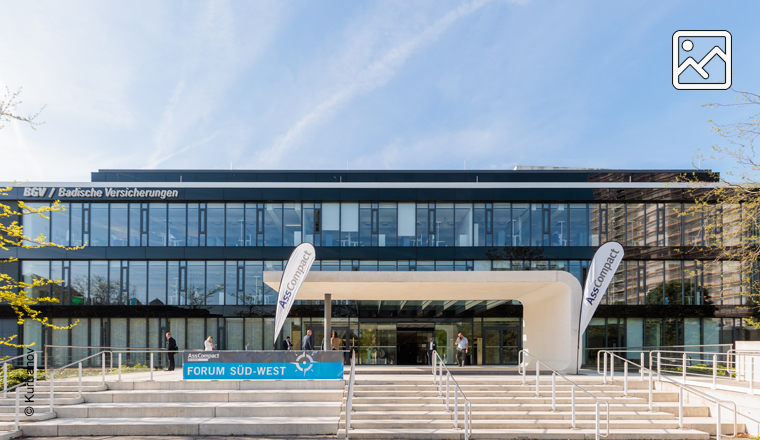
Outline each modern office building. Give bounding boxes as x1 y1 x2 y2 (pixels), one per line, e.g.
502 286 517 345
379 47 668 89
1 168 757 367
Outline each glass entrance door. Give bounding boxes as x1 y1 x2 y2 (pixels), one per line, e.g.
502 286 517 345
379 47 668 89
484 327 520 365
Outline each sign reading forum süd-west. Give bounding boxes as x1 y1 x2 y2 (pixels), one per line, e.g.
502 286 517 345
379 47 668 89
182 351 343 380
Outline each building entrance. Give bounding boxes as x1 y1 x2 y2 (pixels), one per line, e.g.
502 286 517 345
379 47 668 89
484 326 521 365
396 325 434 365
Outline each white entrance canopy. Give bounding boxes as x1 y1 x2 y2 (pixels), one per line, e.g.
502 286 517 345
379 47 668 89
264 270 582 374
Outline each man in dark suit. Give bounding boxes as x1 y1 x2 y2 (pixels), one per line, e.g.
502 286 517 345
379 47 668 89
282 336 293 350
426 336 437 365
302 329 314 350
165 332 178 371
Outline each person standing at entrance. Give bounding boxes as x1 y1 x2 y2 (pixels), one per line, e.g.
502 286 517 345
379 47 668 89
204 336 216 351
456 333 468 367
330 331 340 350
427 337 437 365
164 332 177 371
302 329 314 350
282 336 293 350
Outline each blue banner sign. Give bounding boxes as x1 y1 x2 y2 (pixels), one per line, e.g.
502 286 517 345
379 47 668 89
182 351 344 380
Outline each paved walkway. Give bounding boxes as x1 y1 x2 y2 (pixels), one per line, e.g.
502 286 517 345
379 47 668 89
23 437 337 440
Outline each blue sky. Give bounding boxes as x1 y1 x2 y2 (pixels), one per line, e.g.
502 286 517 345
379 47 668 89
1 0 759 182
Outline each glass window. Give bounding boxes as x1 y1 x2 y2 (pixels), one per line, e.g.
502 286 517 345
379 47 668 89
90 204 109 246
187 261 206 306
723 261 742 305
167 261 180 305
359 203 372 247
645 261 664 305
722 204 742 247
608 203 625 244
530 204 543 246
398 203 416 247
206 261 225 306
148 261 167 305
128 261 147 305
473 204 486 246
129 318 147 350
664 261 683 305
359 261 377 271
416 203 429 247
22 203 50 245
244 204 257 246
50 203 69 246
417 261 435 271
283 203 302 246
227 318 244 350
550 204 568 246
187 318 205 350
321 203 340 246
321 260 339 271
70 203 83 246
625 261 642 305
302 203 315 245
493 203 511 246
109 204 128 246
435 203 454 247
22 261 50 300
645 318 662 347
225 262 238 305
341 203 359 247
168 204 186 246
589 204 601 246
148 203 167 246
206 203 225 246
378 203 397 247
263 203 283 246
244 261 263 305
129 204 141 246
645 204 660 246
70 261 88 305
683 203 702 246
89 260 111 305
245 318 263 350
454 204 472 246
225 203 245 246
187 203 199 246
665 203 682 247
568 204 587 246
626 203 644 246
512 204 529 246
379 261 396 271
608 263 625 305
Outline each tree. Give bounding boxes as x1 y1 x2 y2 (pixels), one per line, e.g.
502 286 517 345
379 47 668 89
680 89 760 327
1 88 77 350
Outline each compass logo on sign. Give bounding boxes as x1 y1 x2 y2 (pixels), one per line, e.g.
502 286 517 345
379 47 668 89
293 352 316 376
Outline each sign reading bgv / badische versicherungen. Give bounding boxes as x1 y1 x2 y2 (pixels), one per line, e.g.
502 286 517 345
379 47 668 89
182 351 344 380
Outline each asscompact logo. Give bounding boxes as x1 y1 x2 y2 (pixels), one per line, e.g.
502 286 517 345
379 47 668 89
186 352 221 362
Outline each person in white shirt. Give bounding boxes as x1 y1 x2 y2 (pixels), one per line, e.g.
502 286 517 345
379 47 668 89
204 336 216 351
455 333 468 367
426 337 437 365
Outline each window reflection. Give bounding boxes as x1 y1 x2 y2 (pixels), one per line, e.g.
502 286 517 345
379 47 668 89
168 204 186 246
90 204 109 246
225 203 244 246
110 204 128 246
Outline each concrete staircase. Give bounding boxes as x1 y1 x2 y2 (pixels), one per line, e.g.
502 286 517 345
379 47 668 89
338 376 745 439
0 378 344 436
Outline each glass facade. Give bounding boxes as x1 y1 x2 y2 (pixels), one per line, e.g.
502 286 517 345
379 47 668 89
20 201 739 249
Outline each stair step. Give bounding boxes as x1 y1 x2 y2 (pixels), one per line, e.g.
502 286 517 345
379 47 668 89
337 427 711 439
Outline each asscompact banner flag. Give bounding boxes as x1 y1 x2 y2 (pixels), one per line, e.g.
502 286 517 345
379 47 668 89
273 242 316 345
579 241 625 336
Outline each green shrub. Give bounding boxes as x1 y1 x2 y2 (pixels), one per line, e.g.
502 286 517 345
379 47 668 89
0 367 45 389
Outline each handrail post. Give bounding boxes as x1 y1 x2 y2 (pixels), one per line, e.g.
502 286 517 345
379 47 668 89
78 362 82 397
623 360 628 397
33 352 38 386
657 352 661 378
465 401 470 440
571 387 576 429
446 373 450 412
551 372 556 412
14 388 19 432
602 352 607 385
3 363 6 397
454 390 459 429
648 364 653 412
535 362 540 397
595 401 600 440
49 371 54 414
150 353 154 381
101 352 105 385
610 355 614 382
750 357 755 396
640 352 644 381
713 354 717 390
118 353 122 382
432 352 436 384
521 352 526 385
678 386 683 429
682 352 687 383
716 401 721 440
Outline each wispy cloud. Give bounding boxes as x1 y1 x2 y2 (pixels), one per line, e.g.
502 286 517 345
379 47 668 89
253 0 495 168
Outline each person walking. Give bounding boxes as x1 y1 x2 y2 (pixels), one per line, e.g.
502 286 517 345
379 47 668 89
204 336 216 351
302 329 314 350
426 336 437 365
282 336 293 350
455 332 468 367
330 331 340 350
164 332 178 371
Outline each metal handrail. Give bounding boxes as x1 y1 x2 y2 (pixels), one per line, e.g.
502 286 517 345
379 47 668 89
2 351 41 397
600 350 737 439
432 350 472 440
344 350 356 438
519 350 610 440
